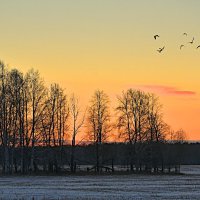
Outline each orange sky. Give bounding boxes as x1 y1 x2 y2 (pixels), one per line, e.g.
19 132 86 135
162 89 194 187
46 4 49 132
0 1 200 139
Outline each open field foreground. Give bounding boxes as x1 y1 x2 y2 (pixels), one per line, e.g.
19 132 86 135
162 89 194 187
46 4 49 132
0 166 199 200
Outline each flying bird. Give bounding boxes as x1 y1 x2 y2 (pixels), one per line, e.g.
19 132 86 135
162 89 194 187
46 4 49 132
180 45 184 50
157 46 165 53
189 37 194 44
183 33 187 36
197 45 200 49
154 35 160 40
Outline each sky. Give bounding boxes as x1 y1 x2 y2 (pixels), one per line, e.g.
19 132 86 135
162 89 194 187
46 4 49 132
0 0 200 139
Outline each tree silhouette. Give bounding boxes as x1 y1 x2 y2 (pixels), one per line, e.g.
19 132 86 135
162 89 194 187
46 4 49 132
87 90 111 172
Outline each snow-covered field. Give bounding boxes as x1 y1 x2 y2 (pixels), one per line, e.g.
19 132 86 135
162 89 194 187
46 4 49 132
0 166 200 200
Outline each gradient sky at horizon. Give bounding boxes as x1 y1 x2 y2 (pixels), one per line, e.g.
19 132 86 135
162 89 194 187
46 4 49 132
0 0 200 139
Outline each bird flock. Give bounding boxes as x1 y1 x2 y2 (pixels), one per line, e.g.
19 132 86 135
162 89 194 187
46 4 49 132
154 33 200 53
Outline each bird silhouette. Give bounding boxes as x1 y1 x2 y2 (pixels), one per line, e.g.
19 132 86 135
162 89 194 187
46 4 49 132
183 33 187 36
180 45 184 50
157 46 165 53
189 37 194 44
154 35 160 40
197 45 200 49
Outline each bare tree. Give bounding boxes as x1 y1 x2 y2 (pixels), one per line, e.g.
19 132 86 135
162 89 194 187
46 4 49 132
0 63 33 174
169 128 187 143
7 69 25 173
116 89 148 170
146 93 168 142
116 89 168 171
41 83 69 171
69 94 85 173
87 90 111 172
0 61 10 173
25 69 47 172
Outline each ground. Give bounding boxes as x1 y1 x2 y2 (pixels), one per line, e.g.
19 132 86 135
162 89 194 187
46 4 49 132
0 166 200 200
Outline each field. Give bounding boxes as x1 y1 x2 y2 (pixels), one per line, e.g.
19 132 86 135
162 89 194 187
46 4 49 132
0 166 200 200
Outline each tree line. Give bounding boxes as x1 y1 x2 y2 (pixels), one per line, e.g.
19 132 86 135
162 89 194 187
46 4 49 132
0 61 186 174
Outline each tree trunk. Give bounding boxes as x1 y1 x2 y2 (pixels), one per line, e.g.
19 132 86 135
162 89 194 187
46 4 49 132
70 136 75 173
